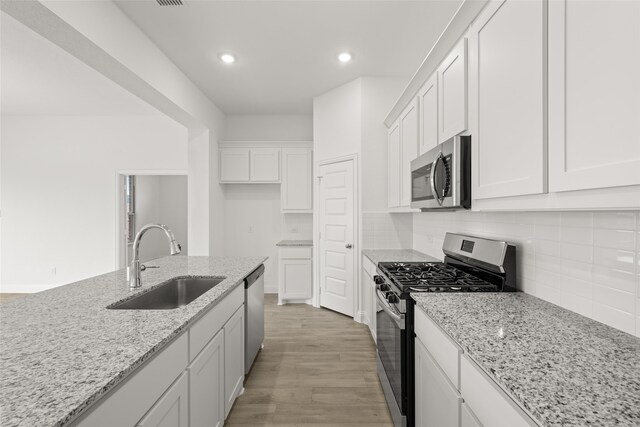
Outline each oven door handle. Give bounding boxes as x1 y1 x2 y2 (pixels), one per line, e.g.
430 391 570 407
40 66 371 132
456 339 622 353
375 289 405 329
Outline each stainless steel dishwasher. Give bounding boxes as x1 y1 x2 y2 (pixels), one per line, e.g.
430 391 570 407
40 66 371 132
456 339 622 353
244 264 265 374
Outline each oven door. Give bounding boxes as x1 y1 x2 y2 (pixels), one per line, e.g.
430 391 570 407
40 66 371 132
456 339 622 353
376 288 406 426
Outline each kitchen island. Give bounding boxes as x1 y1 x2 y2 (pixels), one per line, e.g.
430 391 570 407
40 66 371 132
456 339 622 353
0 255 267 427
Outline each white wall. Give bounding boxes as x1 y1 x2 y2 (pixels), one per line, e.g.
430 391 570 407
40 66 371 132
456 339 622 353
134 175 188 263
313 79 362 163
412 210 640 337
225 115 312 141
0 115 187 292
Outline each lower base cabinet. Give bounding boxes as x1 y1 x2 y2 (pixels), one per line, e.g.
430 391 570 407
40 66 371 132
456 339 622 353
224 306 245 417
278 247 313 304
137 373 189 427
188 330 224 427
414 339 461 427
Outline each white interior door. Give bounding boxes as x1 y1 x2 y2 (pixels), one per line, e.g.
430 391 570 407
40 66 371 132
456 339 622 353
319 159 355 317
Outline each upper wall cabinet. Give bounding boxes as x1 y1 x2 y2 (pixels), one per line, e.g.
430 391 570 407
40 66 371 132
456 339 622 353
469 0 546 200
250 148 280 182
281 148 313 212
220 148 251 182
419 73 439 155
219 147 280 183
548 0 640 192
400 98 419 207
438 38 468 143
387 121 401 208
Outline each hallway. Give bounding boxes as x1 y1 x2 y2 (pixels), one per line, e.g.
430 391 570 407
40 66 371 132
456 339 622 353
225 295 393 426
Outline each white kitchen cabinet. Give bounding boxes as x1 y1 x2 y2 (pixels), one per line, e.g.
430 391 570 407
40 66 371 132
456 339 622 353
250 148 280 182
220 148 250 182
362 255 377 340
461 355 535 427
400 98 419 207
548 0 640 192
224 306 245 418
137 373 189 427
220 147 280 183
387 121 401 208
419 73 439 155
438 38 467 143
281 148 313 212
415 338 461 427
469 0 546 200
461 403 482 427
278 247 313 304
188 330 225 427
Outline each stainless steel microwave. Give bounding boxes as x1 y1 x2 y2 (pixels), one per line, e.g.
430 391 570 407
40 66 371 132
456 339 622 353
410 135 471 210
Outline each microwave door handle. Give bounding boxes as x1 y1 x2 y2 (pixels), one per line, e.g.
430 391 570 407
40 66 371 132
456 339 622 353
430 153 444 206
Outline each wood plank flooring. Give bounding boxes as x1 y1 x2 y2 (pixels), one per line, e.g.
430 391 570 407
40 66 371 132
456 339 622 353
226 294 392 427
0 293 26 303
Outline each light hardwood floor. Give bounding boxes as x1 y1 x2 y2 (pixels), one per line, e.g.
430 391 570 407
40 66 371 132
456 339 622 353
0 293 26 303
226 294 393 427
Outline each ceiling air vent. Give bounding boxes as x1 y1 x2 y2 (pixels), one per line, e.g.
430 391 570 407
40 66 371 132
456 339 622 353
156 0 183 5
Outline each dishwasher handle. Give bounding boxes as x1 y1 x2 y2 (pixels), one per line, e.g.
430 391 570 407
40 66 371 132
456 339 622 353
245 264 265 288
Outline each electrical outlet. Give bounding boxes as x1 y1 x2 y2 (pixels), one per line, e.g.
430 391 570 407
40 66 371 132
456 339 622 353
248 225 254 233
51 267 57 276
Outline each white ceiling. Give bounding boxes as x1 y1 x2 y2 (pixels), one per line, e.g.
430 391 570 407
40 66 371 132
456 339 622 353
0 12 161 116
115 0 463 115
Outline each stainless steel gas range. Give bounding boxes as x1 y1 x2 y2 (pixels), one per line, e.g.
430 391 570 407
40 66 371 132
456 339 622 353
374 233 516 427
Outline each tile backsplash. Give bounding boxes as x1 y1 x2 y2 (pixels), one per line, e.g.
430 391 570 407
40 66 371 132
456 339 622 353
363 212 413 249
412 210 640 337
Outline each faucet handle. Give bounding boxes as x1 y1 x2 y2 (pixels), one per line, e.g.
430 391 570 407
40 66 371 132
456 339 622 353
140 265 160 272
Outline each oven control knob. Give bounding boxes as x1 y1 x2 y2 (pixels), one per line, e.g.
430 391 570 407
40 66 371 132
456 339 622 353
373 275 385 285
387 294 400 304
378 284 390 292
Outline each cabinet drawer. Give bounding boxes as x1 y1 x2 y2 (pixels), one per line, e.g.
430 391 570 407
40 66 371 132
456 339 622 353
189 285 243 361
279 247 312 259
414 306 461 390
461 355 536 427
362 255 377 278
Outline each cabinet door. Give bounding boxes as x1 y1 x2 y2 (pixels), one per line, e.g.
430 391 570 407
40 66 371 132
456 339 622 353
438 38 467 142
362 268 372 328
419 74 439 155
370 275 377 340
548 0 640 191
137 373 188 427
415 338 461 427
461 403 483 427
224 306 245 418
281 148 312 212
400 98 419 207
279 258 313 299
250 148 280 182
189 330 224 427
387 121 401 208
220 148 250 182
469 0 546 200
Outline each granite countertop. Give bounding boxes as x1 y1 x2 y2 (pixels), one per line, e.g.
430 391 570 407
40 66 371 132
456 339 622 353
412 292 640 427
276 239 313 247
0 255 267 427
362 249 439 265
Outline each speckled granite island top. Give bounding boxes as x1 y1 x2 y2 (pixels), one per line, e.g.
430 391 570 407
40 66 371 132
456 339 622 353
0 255 267 427
412 292 640 427
276 239 313 247
362 249 439 265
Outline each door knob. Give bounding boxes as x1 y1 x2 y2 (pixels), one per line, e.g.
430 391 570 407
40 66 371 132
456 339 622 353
345 243 353 249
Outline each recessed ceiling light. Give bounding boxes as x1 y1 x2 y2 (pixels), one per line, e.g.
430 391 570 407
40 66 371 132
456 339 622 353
337 52 352 63
219 53 236 64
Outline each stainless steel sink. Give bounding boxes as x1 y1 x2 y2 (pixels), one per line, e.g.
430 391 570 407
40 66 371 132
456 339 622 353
108 277 225 310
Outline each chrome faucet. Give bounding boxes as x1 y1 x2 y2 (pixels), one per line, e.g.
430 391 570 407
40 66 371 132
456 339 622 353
129 224 181 289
